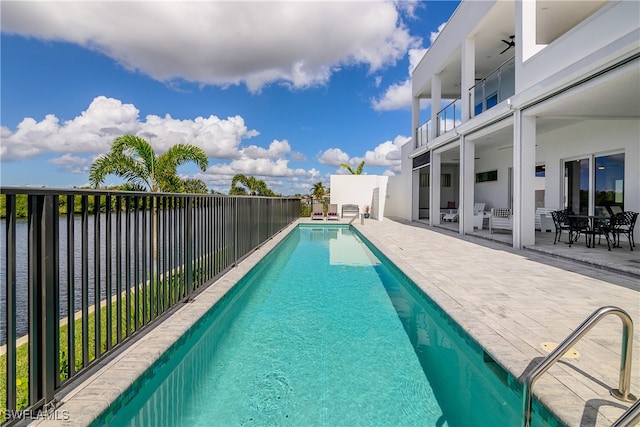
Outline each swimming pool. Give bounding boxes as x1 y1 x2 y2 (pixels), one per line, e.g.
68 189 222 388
93 224 560 426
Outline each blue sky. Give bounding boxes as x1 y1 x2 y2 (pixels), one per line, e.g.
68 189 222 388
1 1 459 195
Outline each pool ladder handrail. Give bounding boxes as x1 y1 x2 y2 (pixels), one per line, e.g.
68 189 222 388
612 399 640 427
522 306 637 427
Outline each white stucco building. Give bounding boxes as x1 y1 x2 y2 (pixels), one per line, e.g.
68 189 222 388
400 0 639 249
330 174 389 220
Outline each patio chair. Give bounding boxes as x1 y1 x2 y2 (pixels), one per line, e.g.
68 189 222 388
550 210 571 244
589 215 615 250
605 205 624 217
611 211 637 251
489 208 512 234
327 204 339 221
565 214 590 247
311 203 324 220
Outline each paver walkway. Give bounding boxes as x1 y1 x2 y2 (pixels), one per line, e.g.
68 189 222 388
354 217 639 426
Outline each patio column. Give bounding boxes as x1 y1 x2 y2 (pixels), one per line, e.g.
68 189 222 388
412 96 420 147
431 73 441 140
430 152 442 226
513 110 536 248
460 136 475 234
461 35 475 122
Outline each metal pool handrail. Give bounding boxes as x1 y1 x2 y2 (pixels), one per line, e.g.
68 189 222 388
522 306 636 427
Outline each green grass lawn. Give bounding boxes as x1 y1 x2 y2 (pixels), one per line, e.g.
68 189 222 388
0 271 190 413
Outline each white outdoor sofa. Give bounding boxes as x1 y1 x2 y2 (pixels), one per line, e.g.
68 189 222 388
536 207 556 232
490 208 513 233
341 204 359 218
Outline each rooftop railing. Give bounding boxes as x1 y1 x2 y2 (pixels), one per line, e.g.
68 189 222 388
0 187 300 423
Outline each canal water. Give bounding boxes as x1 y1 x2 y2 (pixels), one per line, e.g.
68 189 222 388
0 214 180 345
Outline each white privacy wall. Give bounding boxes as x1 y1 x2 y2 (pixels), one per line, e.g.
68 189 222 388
330 175 389 221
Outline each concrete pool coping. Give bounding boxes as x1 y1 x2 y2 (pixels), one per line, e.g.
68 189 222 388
32 217 639 426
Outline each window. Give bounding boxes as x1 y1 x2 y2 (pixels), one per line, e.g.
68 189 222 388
476 170 498 183
441 173 452 187
420 173 429 187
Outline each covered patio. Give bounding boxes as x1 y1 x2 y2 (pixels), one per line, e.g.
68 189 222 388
422 219 640 278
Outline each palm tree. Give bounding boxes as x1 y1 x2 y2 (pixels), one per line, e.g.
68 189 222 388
340 160 365 175
89 135 208 274
229 174 275 196
89 135 209 192
311 181 327 201
182 178 209 194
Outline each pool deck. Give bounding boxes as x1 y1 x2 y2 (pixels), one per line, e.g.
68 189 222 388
353 217 639 426
33 217 639 426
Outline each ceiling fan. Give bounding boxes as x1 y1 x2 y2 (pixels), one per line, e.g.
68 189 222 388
500 35 515 54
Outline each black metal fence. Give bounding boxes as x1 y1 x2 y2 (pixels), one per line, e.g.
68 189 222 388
0 187 300 420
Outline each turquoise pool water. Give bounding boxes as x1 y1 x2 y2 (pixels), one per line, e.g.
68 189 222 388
94 225 559 426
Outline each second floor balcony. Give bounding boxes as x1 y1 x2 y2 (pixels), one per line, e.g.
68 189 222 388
470 56 515 117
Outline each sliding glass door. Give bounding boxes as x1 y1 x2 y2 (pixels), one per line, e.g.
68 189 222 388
564 158 589 215
595 153 625 214
563 153 625 216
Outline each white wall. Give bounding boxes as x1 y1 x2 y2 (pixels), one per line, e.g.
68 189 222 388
519 1 639 94
330 175 389 221
473 148 513 211
385 175 406 219
536 119 640 216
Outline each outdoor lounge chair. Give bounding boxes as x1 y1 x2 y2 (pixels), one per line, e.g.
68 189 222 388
327 204 339 221
442 209 458 222
311 203 324 220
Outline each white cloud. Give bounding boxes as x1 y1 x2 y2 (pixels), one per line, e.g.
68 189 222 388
48 154 93 174
371 80 412 111
0 95 329 195
0 96 259 161
394 0 422 19
371 20 445 111
353 135 408 167
317 148 350 167
2 2 419 93
431 22 447 45
198 158 321 195
241 140 291 160
371 47 427 111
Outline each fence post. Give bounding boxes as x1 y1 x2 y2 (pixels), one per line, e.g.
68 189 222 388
28 195 59 408
184 196 193 300
6 195 17 411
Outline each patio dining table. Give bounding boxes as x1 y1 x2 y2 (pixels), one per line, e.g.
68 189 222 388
568 214 610 248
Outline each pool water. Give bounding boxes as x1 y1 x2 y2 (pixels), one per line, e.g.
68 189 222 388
94 225 559 426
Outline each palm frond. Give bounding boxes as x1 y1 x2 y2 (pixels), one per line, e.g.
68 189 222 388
159 144 208 172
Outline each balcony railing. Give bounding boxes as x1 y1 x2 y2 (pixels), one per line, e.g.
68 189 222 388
0 188 300 422
437 98 463 137
415 120 432 148
470 56 516 117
